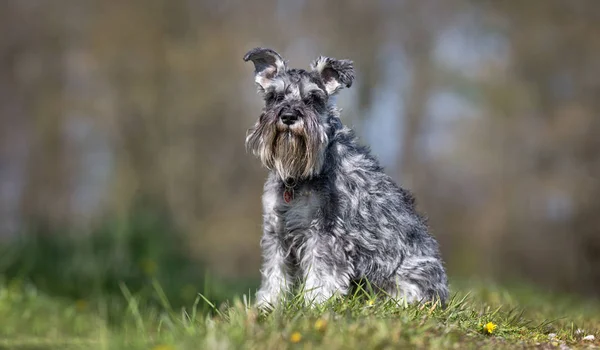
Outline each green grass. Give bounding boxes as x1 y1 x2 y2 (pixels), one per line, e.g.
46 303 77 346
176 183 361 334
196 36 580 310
0 280 598 349
1 206 598 349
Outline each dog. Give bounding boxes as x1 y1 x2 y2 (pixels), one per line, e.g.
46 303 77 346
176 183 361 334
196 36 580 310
244 47 449 307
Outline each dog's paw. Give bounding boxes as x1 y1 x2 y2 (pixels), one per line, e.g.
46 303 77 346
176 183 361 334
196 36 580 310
255 290 278 310
303 287 339 307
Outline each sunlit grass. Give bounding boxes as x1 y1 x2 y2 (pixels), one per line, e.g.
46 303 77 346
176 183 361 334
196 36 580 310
0 279 598 349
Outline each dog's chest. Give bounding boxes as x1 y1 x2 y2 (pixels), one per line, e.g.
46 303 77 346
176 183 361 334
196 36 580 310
277 188 320 235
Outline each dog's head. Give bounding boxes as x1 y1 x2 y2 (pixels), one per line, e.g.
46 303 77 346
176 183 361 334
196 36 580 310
244 47 354 181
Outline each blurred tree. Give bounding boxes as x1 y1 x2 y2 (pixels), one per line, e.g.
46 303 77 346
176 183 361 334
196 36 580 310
0 0 599 296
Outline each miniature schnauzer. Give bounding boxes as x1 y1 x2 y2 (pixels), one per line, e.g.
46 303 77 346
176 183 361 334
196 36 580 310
244 47 449 307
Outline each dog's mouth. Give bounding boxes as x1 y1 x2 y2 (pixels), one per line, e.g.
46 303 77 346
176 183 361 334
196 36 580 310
273 128 301 147
246 110 327 180
276 122 304 135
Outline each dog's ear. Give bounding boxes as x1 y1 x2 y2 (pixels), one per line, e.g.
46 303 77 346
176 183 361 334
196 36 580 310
243 47 286 91
311 56 354 95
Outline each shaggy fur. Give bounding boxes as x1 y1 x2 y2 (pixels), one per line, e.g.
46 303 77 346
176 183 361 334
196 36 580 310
244 47 449 307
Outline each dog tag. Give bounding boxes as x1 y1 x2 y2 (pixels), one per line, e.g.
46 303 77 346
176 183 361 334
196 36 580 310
283 189 293 203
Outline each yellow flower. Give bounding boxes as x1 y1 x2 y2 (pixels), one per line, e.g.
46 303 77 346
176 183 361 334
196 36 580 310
483 322 497 334
367 300 375 306
75 299 88 311
140 259 157 276
152 345 175 350
314 318 328 332
290 332 302 343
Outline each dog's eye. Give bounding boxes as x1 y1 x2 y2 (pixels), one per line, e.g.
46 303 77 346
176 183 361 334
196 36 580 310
304 91 326 108
266 92 285 105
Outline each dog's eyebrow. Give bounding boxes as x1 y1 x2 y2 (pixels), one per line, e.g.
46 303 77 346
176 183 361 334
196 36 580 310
301 81 323 96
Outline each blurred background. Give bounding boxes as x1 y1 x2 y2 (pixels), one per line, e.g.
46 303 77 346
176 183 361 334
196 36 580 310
1 0 599 307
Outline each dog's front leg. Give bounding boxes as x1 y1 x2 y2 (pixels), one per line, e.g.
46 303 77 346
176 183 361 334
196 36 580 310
299 235 351 305
256 231 293 309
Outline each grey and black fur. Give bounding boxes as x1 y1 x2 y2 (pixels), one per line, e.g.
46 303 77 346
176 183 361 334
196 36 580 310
244 47 449 307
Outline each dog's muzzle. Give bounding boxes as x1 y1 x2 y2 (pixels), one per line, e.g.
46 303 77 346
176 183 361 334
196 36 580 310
280 111 298 125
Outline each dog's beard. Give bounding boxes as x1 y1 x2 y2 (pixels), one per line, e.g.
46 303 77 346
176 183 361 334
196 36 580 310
246 111 328 180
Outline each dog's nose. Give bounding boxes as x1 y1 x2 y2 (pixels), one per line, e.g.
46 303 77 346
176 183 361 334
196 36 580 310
280 112 298 125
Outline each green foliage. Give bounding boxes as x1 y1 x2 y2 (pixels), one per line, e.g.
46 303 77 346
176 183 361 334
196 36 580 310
0 204 257 320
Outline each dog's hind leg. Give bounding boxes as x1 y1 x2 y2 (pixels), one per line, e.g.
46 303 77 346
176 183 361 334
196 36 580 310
386 256 449 305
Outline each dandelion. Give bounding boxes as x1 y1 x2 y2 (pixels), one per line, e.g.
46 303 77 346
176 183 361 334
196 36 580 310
367 300 375 307
152 345 175 350
290 332 302 343
314 318 328 332
482 322 497 334
75 299 88 311
140 259 157 276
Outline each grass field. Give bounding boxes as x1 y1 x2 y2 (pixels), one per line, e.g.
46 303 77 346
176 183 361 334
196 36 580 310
0 214 597 349
0 279 598 350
